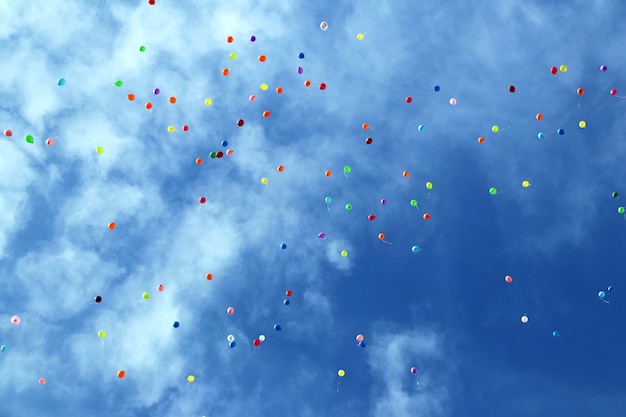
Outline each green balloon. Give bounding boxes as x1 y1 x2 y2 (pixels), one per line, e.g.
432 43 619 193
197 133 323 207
619 207 625 214
114 80 123 87
139 45 146 52
210 151 217 158
612 192 619 199
410 199 418 207
343 166 351 173
489 187 497 195
345 204 352 211
25 134 34 144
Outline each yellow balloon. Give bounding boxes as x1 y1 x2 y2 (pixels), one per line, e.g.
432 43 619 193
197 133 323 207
142 292 150 299
261 178 268 185
522 180 530 188
228 52 237 60
98 330 106 339
187 375 195 383
521 315 528 323
341 250 348 257
338 369 346 377
579 120 586 128
492 125 499 133
357 33 364 40
204 98 213 106
425 181 433 190
260 83 269 91
167 126 175 133
96 146 104 154
559 64 568 72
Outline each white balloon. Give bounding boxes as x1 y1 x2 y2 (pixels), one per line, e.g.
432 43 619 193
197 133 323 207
320 21 329 31
259 334 266 342
227 334 235 342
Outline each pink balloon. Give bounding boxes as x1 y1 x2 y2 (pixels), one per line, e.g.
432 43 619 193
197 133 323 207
355 334 364 342
249 95 256 102
10 315 20 325
226 149 234 155
449 98 457 105
46 138 54 146
505 275 513 283
157 284 164 292
4 129 13 137
39 378 46 385
227 307 235 315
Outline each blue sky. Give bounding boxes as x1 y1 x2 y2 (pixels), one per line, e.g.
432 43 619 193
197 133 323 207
1 0 626 416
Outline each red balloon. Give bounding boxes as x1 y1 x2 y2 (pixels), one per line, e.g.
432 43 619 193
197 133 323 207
508 85 515 93
319 83 327 90
148 0 155 4
237 119 244 126
199 197 206 204
550 66 558 75
253 339 261 347
405 96 412 103
365 137 373 145
368 214 376 221
610 89 618 96
422 213 431 220
285 289 293 296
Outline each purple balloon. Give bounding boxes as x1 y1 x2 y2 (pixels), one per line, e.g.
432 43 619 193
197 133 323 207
297 66 303 74
250 35 256 42
600 65 607 72
410 367 418 374
318 232 326 239
153 88 160 95
380 199 387 205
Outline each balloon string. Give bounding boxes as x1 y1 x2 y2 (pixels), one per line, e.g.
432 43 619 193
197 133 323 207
336 380 341 392
601 299 610 304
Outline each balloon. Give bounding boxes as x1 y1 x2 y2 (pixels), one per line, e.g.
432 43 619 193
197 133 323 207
227 307 235 315
521 315 528 323
260 83 269 91
619 207 625 214
221 140 229 147
338 369 345 377
320 21 328 30
577 87 584 95
187 375 195 383
260 177 269 185
94 295 102 303
492 125 499 133
552 330 560 338
142 292 150 299
139 45 146 52
205 98 213 106
114 80 123 87
253 339 261 347
557 128 564 135
25 134 34 144
610 89 618 96
286 289 293 296
380 199 387 205
449 98 457 105
598 291 608 303
10 315 20 325
229 341 236 348
345 204 353 211
107 221 116 230
508 85 515 93
600 65 607 71
378 233 386 241
422 213 431 220
304 80 311 87
477 137 485 144
522 180 530 188
325 170 332 177
3 129 12 137
608 285 614 292
579 121 586 129
358 341 366 347
249 95 256 102
169 96 176 104
227 334 235 342
284 299 290 305
411 245 421 253
297 66 303 74
199 197 206 204
222 68 229 76
343 166 351 174
57 77 66 86
434 85 440 92
417 124 425 132
281 243 287 249
318 232 326 239
171 321 179 328
410 199 418 207
126 93 135 101
536 113 543 121
276 165 285 172
0 345 7 352
167 126 175 133
226 35 234 43
550 66 558 75
537 132 545 140
117 370 126 379
357 33 364 40
98 330 106 338
505 275 512 283
274 324 282 331
559 65 567 72
319 83 327 90
325 196 332 204
153 88 160 95
406 96 412 103
341 250 348 257
426 181 433 190
298 52 305 59
356 334 364 342
226 149 234 155
229 52 237 60
410 367 418 374
276 87 283 94
39 378 46 385
402 170 409 177
259 334 266 342
368 214 376 221
612 192 618 199
145 102 152 110
362 123 370 130
157 284 164 292
489 187 497 195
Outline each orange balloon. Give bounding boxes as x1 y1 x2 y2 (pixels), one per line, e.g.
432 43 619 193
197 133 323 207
304 80 311 87
577 88 584 95
145 102 153 110
258 55 267 62
362 123 369 130
226 35 234 43
402 170 409 177
325 170 332 177
378 233 385 240
277 165 285 172
195 158 203 165
108 222 116 230
127 94 135 101
477 136 485 144
422 213 431 220
206 273 213 281
263 110 271 118
276 87 283 94
169 96 176 104
536 113 543 121
222 68 229 76
117 370 126 379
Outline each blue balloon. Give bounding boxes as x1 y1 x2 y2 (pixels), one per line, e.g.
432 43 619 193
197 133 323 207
599 291 606 299
557 128 564 135
274 324 282 331
221 140 229 147
281 243 287 249
358 341 366 348
298 52 305 59
552 331 560 338
538 132 545 140
434 85 440 92
325 196 332 204
608 285 614 292
417 125 425 132
0 345 7 352
283 299 290 305
57 77 66 86
412 245 421 253
229 341 236 348
173 321 180 328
